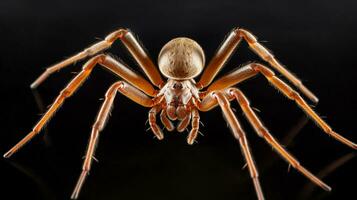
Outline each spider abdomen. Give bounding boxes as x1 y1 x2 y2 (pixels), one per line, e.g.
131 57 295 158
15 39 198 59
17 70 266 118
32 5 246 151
158 37 205 80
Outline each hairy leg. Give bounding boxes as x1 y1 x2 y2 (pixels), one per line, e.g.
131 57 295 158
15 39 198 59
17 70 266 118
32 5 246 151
206 63 356 149
160 109 174 131
251 64 356 149
32 28 164 88
236 28 318 103
197 28 241 89
71 81 156 199
4 54 156 158
212 91 265 200
187 109 200 144
228 88 331 191
177 112 191 132
197 28 318 103
149 105 164 140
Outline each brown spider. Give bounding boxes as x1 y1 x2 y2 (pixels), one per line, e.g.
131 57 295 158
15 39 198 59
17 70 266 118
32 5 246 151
4 28 356 200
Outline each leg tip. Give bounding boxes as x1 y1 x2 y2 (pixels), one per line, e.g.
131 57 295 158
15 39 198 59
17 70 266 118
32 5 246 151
30 82 38 89
323 184 332 192
156 135 164 140
3 151 13 158
187 131 199 145
177 128 185 133
299 84 319 104
352 143 357 150
70 192 79 199
167 127 175 132
330 131 357 150
187 138 195 145
311 96 319 105
71 170 89 199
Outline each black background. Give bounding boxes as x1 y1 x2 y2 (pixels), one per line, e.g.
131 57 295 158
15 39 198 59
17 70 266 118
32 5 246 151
0 0 356 200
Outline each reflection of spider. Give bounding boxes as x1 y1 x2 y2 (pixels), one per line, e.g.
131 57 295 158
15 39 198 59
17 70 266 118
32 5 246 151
4 28 356 199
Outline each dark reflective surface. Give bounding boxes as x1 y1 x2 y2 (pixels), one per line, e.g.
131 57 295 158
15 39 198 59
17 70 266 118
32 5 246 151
0 0 356 199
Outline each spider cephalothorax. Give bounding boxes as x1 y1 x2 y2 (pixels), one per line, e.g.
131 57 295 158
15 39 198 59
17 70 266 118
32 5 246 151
4 28 356 200
159 79 199 121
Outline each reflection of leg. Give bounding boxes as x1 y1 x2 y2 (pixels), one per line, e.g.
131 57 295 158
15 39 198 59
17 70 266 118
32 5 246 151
213 91 265 200
7 161 54 199
228 88 331 191
31 89 52 147
299 153 355 200
259 115 309 174
281 115 309 146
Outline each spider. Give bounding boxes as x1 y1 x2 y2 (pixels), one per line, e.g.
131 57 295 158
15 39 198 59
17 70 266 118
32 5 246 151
4 28 356 200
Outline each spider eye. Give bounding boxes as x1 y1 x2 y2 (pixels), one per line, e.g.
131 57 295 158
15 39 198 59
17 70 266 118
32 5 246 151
158 37 205 80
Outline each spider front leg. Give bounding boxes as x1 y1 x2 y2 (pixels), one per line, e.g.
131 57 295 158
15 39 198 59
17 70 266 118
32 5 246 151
177 111 192 133
4 54 156 158
198 28 318 103
236 28 318 103
160 109 175 131
148 105 164 140
187 108 200 144
195 92 265 200
32 28 164 89
227 88 331 191
71 81 156 199
208 63 356 149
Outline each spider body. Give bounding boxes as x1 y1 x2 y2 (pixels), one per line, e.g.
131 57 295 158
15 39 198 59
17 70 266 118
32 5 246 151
4 28 356 200
159 79 198 122
153 37 203 134
158 37 205 80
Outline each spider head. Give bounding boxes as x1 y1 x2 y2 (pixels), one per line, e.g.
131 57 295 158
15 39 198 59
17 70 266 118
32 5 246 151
158 37 205 80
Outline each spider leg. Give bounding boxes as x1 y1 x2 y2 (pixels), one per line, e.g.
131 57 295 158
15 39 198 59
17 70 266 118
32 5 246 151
212 91 265 200
31 28 164 88
187 108 200 145
4 54 156 158
228 88 331 191
197 28 241 88
236 28 318 103
207 63 356 149
177 112 191 132
251 63 356 149
149 105 164 139
207 65 257 92
71 81 156 199
197 28 318 103
160 109 174 131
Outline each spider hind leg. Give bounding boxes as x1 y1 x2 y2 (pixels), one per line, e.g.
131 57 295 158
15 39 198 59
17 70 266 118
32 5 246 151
213 91 265 200
228 88 331 191
71 81 156 199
